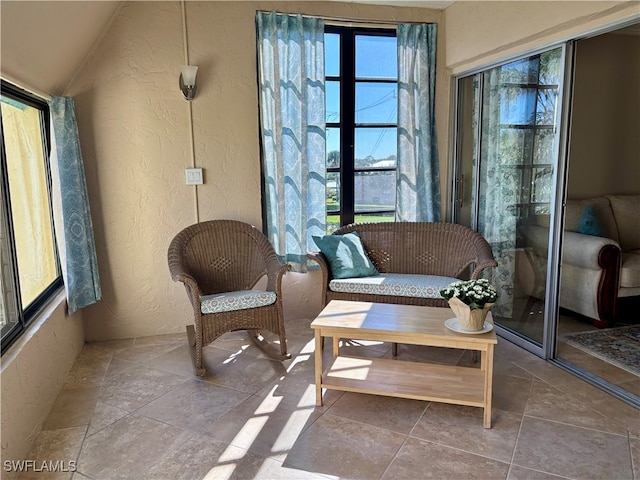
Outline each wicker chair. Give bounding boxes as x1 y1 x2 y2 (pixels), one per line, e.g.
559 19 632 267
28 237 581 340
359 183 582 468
168 220 291 376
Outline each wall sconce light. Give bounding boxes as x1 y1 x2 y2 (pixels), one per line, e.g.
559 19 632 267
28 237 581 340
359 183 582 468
179 65 198 101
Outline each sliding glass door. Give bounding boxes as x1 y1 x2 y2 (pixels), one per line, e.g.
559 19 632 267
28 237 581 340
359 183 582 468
454 47 567 353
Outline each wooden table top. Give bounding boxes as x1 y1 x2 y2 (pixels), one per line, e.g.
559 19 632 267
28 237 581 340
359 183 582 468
311 300 497 345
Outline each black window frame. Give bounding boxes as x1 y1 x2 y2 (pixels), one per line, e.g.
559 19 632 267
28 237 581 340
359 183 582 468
325 26 398 228
1 80 63 354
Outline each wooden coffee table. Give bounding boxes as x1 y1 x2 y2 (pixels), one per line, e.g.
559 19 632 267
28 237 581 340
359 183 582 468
311 300 498 428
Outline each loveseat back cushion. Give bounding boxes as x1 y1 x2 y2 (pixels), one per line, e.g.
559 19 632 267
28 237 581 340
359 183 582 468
332 222 487 278
607 195 640 253
329 273 458 299
565 197 619 242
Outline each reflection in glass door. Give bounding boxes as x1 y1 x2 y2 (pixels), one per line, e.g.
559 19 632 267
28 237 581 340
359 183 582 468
454 47 565 348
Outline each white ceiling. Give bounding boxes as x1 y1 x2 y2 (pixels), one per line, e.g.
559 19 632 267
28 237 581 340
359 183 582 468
0 1 123 96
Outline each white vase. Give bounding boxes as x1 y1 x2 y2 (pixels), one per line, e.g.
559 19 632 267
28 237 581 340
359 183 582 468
448 297 494 332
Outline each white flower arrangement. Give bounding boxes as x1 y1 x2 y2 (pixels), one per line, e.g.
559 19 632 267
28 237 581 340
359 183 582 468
440 278 498 310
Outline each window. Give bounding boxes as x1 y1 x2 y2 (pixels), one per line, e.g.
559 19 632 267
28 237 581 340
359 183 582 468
496 49 561 218
1 81 62 353
325 27 398 232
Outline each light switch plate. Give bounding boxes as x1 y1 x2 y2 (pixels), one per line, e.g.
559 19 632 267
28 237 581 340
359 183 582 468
185 168 203 185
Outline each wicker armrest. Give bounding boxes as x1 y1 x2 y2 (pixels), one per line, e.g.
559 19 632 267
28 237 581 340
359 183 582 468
307 251 331 306
307 251 331 278
265 256 291 294
469 238 499 279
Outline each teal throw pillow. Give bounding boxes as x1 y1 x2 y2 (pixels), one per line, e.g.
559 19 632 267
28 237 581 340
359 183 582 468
576 205 603 237
313 231 378 279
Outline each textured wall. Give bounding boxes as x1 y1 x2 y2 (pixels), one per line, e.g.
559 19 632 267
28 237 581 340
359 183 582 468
0 294 84 474
444 1 638 73
67 1 443 340
568 33 640 199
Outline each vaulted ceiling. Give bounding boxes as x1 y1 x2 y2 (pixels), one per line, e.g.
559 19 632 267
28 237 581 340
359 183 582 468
0 1 452 96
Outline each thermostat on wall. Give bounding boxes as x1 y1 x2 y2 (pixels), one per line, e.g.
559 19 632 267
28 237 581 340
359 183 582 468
185 168 203 185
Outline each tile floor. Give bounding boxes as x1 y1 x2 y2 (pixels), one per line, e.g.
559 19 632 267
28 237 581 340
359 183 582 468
19 315 640 480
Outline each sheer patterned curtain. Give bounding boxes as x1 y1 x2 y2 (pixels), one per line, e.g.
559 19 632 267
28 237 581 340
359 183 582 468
396 23 441 222
475 69 516 317
256 11 326 271
49 96 101 315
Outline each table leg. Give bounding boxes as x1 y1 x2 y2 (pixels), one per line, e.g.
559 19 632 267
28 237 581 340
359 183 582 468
315 330 323 407
333 336 340 358
483 343 494 428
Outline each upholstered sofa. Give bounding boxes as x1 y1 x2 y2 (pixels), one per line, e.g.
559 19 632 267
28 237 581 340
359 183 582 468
518 194 640 327
308 222 497 310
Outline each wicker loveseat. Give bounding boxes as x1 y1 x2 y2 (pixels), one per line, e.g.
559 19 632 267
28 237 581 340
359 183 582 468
308 221 497 314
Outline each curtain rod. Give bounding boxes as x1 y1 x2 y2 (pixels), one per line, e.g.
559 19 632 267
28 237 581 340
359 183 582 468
257 10 398 29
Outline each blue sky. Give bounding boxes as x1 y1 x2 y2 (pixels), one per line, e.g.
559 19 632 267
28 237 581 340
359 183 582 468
325 34 398 161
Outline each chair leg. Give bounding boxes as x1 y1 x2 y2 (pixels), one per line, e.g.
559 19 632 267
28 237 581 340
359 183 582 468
471 350 478 363
186 325 206 376
392 342 398 357
248 330 292 361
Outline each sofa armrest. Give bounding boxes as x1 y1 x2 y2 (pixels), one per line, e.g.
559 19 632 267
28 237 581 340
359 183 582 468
560 232 621 327
562 231 621 269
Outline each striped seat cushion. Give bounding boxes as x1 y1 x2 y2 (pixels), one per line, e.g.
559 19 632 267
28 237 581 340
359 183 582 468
200 290 276 314
329 273 458 299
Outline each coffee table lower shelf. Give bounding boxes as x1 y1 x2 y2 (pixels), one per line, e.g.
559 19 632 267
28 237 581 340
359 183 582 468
319 355 486 407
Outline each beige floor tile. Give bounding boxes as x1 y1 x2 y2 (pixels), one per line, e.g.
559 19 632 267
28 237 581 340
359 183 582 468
283 316 315 337
132 332 187 346
495 339 541 363
382 436 510 480
42 386 100 431
139 343 197 377
254 459 337 479
17 426 87 480
204 330 272 359
86 401 129 436
23 319 639 480
524 379 628 434
97 357 189 411
70 473 91 480
557 342 638 385
199 346 289 394
203 391 321 461
493 373 533 414
135 379 250 432
326 391 428 434
283 413 406 479
84 339 135 351
493 359 536 379
256 357 320 404
512 416 633 479
140 432 272 480
536 376 640 436
507 465 569 479
630 434 639 479
76 415 194 479
412 403 522 463
112 342 187 363
63 346 114 388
